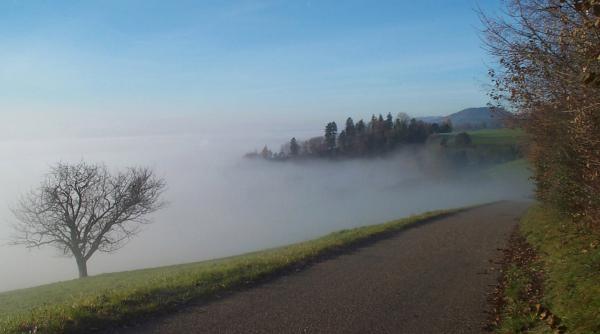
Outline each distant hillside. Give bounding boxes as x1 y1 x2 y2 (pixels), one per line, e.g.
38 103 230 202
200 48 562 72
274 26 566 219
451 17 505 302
419 107 511 130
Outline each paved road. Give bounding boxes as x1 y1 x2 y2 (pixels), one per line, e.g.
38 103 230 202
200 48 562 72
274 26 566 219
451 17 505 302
115 201 529 334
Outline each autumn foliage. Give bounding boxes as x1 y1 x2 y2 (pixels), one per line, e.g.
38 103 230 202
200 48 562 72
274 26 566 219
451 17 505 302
483 0 600 224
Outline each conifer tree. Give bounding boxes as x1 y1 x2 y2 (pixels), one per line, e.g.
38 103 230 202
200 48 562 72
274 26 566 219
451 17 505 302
324 122 338 152
384 113 393 130
290 137 299 156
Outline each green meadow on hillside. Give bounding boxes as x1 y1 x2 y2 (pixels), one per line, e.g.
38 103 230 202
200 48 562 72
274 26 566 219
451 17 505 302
428 128 524 148
467 128 525 145
426 128 526 168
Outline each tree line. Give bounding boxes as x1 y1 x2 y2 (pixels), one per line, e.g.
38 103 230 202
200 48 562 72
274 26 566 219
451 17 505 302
247 113 452 160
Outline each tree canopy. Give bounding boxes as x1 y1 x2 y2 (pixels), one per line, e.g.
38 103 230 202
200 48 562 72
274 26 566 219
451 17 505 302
250 113 452 161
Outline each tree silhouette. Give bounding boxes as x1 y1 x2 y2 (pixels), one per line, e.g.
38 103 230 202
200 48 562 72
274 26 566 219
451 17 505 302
11 162 166 278
324 122 338 153
247 112 450 160
261 146 273 159
290 137 300 156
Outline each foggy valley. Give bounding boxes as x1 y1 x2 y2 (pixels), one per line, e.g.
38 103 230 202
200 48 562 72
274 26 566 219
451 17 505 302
7 2 596 332
0 127 531 292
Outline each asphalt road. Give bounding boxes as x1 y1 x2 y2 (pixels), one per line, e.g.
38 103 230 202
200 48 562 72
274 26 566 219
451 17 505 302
114 201 529 334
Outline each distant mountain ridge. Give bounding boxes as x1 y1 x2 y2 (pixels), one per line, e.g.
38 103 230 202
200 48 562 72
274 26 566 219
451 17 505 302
418 107 510 130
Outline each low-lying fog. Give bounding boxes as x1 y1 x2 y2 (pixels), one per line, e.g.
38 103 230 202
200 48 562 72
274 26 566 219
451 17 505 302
0 131 531 292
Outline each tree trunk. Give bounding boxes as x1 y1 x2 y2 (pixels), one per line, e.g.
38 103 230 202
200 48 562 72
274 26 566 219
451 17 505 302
75 255 88 278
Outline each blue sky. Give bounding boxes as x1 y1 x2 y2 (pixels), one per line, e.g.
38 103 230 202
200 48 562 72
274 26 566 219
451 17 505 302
0 0 500 136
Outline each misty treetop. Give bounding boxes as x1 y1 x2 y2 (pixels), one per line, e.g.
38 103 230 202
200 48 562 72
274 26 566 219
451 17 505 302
246 113 452 161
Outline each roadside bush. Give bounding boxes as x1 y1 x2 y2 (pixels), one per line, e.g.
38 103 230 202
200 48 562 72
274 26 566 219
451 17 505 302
483 0 600 225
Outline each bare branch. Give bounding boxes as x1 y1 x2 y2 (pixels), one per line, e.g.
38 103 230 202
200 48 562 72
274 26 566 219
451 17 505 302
10 161 167 278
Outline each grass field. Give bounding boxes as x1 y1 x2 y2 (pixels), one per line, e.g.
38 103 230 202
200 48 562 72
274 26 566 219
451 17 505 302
429 128 525 146
0 208 461 334
426 128 527 168
497 205 600 333
466 128 526 146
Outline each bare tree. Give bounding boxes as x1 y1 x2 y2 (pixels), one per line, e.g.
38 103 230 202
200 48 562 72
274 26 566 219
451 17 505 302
11 162 166 278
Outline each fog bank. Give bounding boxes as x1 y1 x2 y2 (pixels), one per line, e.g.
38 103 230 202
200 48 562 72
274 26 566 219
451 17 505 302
0 132 531 292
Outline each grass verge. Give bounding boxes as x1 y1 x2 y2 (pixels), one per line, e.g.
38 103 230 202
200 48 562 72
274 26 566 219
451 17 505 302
494 204 600 333
0 208 462 334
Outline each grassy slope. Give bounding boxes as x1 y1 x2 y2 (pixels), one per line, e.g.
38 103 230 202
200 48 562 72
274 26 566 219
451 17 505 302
0 208 461 334
498 205 600 333
467 128 525 145
430 128 525 146
427 128 526 169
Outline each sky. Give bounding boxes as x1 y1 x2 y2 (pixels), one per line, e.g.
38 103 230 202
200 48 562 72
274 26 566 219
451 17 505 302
0 0 527 291
0 0 500 138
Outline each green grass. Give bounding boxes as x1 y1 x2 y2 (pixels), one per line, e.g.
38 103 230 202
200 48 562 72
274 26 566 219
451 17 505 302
497 264 551 334
426 128 524 148
499 205 600 333
466 128 526 146
0 208 462 334
430 128 525 146
427 128 527 167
